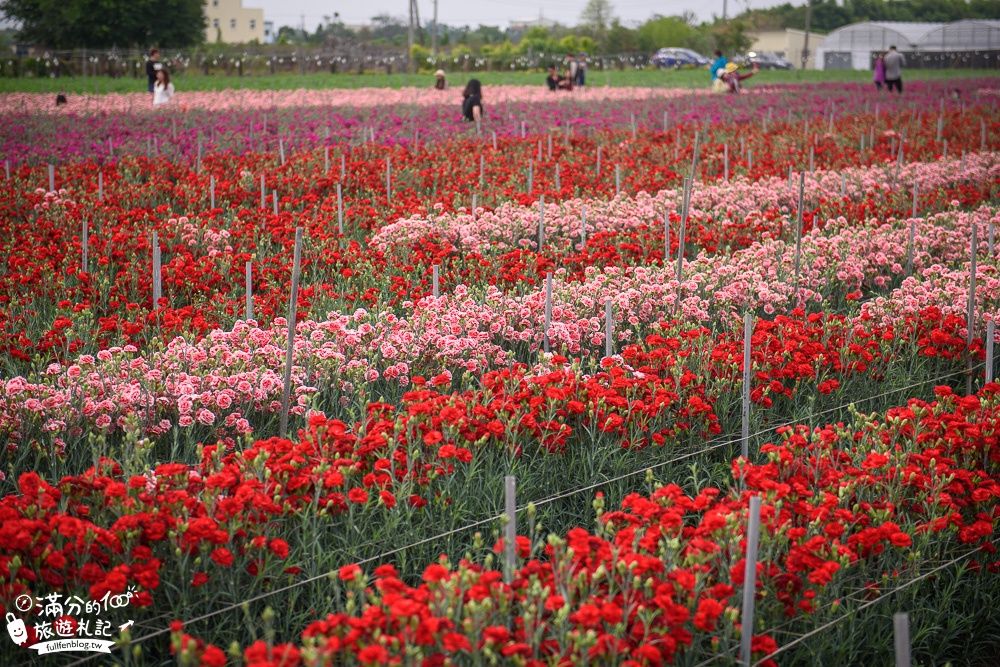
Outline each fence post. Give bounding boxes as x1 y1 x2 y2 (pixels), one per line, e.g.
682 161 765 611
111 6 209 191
210 175 215 209
543 271 553 354
279 138 285 165
547 133 552 160
492 131 497 151
528 159 533 194
907 219 916 278
581 204 587 247
690 130 700 181
605 298 613 358
840 172 846 198
538 196 545 249
151 232 161 305
809 145 814 173
662 110 668 133
472 194 478 220
596 145 601 177
937 115 943 142
273 190 278 216
739 495 762 666
48 164 54 192
279 227 304 439
675 178 690 309
664 209 670 262
337 183 344 237
555 163 561 192
982 119 987 151
989 222 995 258
986 321 995 385
341 154 346 180
967 224 978 396
480 155 485 187
197 139 202 174
432 265 440 299
742 312 752 460
386 157 391 205
260 174 265 210
82 220 88 274
912 180 918 219
504 475 516 585
4 160 8 181
324 147 329 175
245 261 253 321
894 613 911 667
793 173 805 305
724 143 729 182
615 164 621 196
98 171 103 201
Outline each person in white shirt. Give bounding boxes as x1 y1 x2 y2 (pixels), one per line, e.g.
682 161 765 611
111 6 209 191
153 69 175 106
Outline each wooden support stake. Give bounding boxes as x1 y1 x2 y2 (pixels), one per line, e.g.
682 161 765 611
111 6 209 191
279 227 304 439
605 298 613 358
245 261 253 321
742 312 752 460
504 476 516 584
739 496 762 666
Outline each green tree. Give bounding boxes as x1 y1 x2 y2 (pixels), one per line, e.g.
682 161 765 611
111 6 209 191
580 0 615 46
636 16 692 51
1 0 205 47
604 19 636 53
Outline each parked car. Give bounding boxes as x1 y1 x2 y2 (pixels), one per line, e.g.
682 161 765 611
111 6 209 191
651 48 712 70
736 51 795 70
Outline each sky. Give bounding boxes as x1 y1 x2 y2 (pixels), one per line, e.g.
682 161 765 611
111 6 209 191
257 0 795 33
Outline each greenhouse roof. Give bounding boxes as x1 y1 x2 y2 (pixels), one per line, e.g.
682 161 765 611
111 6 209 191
819 22 946 51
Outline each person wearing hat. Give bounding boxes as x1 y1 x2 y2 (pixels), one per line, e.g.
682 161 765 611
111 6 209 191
719 61 758 94
434 70 448 90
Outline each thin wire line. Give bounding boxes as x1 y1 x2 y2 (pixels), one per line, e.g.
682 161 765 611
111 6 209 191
63 361 988 664
523 362 984 512
751 538 998 666
63 514 499 667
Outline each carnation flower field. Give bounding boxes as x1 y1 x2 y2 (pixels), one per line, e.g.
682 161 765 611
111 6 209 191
1 79 1000 666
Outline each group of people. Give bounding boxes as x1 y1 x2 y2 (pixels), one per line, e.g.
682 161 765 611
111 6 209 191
709 50 758 94
146 48 175 106
545 53 587 91
873 46 906 93
432 71 482 122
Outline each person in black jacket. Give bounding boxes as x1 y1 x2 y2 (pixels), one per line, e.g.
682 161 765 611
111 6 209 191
146 49 162 93
462 79 483 122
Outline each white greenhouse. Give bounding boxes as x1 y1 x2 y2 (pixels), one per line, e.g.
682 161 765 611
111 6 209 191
815 20 1000 70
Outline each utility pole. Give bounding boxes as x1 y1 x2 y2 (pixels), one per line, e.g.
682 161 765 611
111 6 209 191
432 0 438 56
408 0 415 69
801 0 812 70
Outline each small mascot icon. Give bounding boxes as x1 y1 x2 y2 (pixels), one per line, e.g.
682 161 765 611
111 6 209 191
6 612 28 646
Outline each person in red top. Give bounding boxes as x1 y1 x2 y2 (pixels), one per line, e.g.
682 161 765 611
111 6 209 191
720 62 758 94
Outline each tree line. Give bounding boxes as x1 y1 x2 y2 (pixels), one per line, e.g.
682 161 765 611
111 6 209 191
1 0 998 52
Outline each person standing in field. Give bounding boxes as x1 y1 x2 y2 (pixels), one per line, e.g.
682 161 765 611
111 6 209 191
710 51 727 80
575 53 587 86
567 55 579 86
873 54 886 91
462 79 483 122
153 69 175 107
434 70 448 90
883 45 905 94
146 48 163 94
